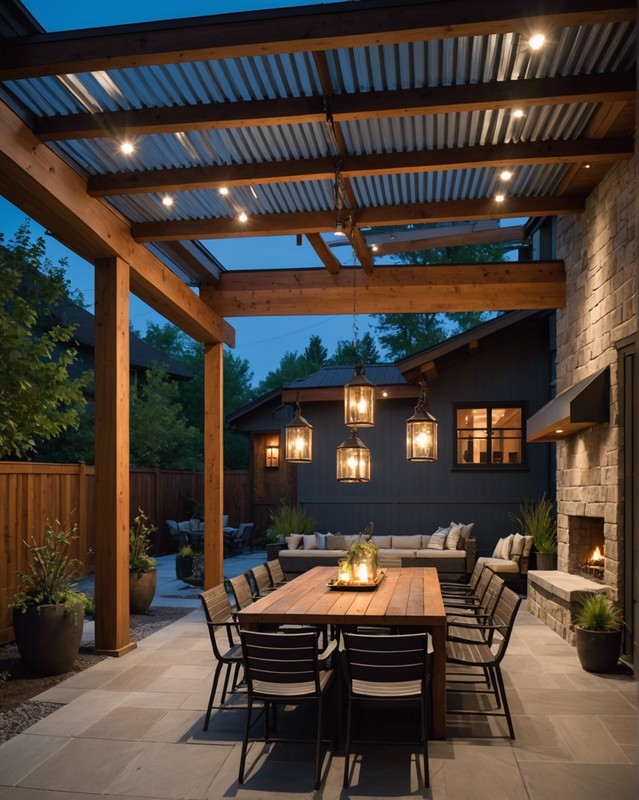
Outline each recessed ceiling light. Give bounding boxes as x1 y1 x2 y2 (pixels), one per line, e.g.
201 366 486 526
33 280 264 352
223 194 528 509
219 187 229 196
495 194 505 203
371 244 379 252
120 141 134 155
529 33 545 50
238 211 248 223
499 170 513 181
584 163 591 169
555 428 563 434
162 195 174 207
512 109 525 119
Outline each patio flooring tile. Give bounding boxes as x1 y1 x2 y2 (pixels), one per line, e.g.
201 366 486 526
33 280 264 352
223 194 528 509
1 555 636 799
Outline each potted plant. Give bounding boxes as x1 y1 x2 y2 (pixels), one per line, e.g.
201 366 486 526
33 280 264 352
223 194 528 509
12 521 92 676
510 494 557 570
574 593 623 673
129 508 157 614
175 543 195 581
266 501 316 544
342 522 380 582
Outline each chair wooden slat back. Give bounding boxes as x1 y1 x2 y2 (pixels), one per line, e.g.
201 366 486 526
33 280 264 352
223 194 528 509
241 630 322 690
266 559 287 585
201 583 233 627
227 574 254 611
251 564 273 597
489 586 522 658
344 632 429 686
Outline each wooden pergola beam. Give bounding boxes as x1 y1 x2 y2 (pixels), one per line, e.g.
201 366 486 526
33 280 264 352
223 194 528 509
132 195 586 241
87 137 634 197
36 72 635 142
371 225 527 256
306 233 342 274
0 100 234 346
200 262 566 316
1 0 633 79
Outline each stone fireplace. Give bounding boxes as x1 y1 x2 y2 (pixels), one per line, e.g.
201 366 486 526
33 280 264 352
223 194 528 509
526 155 635 646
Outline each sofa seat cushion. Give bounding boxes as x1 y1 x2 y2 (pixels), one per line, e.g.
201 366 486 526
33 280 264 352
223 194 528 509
476 556 520 574
415 549 465 559
390 535 422 549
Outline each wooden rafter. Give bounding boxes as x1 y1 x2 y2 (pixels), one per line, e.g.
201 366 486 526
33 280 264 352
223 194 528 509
87 137 634 197
1 0 634 79
35 72 635 142
131 195 586 241
305 233 341 274
370 225 527 257
199 262 566 316
0 100 233 345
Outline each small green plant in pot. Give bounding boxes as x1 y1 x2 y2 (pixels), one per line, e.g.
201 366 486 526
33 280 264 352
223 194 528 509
343 522 380 582
574 593 623 673
266 501 316 544
175 543 195 582
129 508 157 614
510 494 557 569
12 521 91 676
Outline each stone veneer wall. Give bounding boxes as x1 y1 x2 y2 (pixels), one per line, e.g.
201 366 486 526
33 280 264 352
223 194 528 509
553 153 637 603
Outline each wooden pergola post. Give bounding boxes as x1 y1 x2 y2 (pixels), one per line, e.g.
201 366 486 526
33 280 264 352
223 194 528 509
93 257 136 656
204 341 224 588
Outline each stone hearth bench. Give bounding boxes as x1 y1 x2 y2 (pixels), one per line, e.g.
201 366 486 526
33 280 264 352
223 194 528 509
527 570 609 644
278 529 476 578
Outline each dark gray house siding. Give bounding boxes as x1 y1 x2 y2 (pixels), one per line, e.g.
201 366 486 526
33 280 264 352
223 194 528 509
229 311 554 556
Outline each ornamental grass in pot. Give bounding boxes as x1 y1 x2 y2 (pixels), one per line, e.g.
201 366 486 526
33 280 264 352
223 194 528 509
574 593 623 673
510 494 557 570
129 508 157 614
12 521 93 676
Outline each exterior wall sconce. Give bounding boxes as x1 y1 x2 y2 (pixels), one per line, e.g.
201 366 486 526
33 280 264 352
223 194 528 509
406 379 438 462
336 427 371 482
285 402 313 463
265 443 280 469
344 359 376 427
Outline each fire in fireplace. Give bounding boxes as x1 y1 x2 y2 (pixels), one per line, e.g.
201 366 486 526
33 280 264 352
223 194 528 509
577 545 605 582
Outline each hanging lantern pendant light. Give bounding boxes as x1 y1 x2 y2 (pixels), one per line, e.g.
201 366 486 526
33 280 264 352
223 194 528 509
344 358 376 427
406 380 438 462
336 427 371 483
285 402 313 463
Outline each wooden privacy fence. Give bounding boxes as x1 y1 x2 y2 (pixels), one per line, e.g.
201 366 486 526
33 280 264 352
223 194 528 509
0 462 248 645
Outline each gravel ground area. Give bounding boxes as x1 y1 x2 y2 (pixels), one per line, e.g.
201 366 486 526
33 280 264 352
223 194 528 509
0 606 195 744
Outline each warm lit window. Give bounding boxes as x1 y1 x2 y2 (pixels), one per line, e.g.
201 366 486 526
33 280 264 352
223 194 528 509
455 405 524 467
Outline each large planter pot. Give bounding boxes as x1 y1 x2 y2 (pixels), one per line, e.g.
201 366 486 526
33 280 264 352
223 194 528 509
535 552 557 570
129 568 157 614
175 554 194 581
575 626 622 673
13 602 84 676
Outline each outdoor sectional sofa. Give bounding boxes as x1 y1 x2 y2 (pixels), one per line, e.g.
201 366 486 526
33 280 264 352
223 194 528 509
278 524 476 577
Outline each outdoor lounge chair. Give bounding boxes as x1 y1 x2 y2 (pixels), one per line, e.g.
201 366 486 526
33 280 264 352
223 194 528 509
199 585 243 731
238 630 337 789
342 632 431 789
446 586 522 739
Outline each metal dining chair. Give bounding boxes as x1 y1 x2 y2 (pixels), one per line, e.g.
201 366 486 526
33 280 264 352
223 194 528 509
341 632 432 789
249 563 277 598
199 585 243 731
238 630 337 789
446 586 522 739
265 558 288 585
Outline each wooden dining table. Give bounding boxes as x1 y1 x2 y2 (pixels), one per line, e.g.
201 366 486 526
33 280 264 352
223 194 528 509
236 565 448 739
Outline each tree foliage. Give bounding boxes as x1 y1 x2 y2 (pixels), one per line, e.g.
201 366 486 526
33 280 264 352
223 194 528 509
329 332 380 365
130 365 202 469
0 225 90 459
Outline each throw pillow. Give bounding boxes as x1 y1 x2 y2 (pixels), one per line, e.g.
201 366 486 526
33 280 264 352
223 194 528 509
458 522 475 548
427 531 447 550
445 523 463 550
287 534 303 551
302 533 318 550
343 534 359 549
492 534 514 560
371 535 392 549
326 533 346 550
509 532 526 563
522 535 534 558
315 532 328 550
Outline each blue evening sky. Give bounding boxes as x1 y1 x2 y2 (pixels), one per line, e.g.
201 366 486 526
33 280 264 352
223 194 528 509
2 0 375 384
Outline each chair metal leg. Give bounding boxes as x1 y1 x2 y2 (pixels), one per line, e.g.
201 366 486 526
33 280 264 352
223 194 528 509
204 660 224 731
238 697 253 784
343 695 353 789
315 695 323 789
421 695 430 787
494 666 515 739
